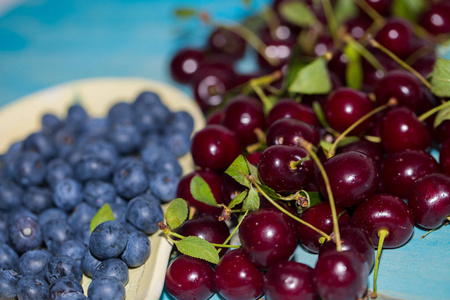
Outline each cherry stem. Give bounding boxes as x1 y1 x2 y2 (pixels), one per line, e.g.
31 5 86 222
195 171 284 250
248 176 331 241
290 156 311 170
328 98 397 158
373 228 389 298
353 0 385 25
421 218 449 239
418 100 450 122
298 138 342 252
321 0 338 44
369 39 433 90
260 6 281 41
344 35 386 73
249 70 283 113
364 135 381 143
218 209 249 255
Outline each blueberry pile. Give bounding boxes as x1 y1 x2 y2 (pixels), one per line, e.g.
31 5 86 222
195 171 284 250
0 91 194 299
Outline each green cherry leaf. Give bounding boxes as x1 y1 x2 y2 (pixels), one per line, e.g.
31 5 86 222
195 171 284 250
334 0 358 24
228 190 249 210
434 104 450 128
165 198 188 230
190 175 219 207
278 1 318 27
431 57 450 97
90 203 114 233
307 191 323 207
243 188 260 211
174 236 220 264
344 43 363 90
289 57 332 95
225 155 250 187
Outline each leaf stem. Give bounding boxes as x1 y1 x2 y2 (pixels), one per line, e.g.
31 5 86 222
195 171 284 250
373 229 389 297
218 209 249 255
344 35 386 73
321 0 338 44
418 100 450 122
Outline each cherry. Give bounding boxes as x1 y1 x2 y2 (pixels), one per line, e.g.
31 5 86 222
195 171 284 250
336 139 383 167
374 70 424 114
165 255 215 300
266 118 320 148
375 18 413 59
297 202 350 254
266 99 319 127
380 106 432 153
221 173 246 209
419 2 450 36
222 95 266 146
199 53 236 77
345 16 372 39
259 23 296 45
328 50 348 83
411 52 436 79
319 223 375 270
190 124 242 171
312 251 369 300
245 151 262 166
239 207 298 269
257 145 314 194
362 0 393 16
215 248 264 300
257 38 293 71
440 139 450 175
312 35 333 57
176 170 224 215
434 120 450 145
407 173 450 230
380 149 440 199
325 87 375 135
177 214 230 256
361 51 397 93
264 261 318 300
170 48 204 84
319 151 379 208
207 27 246 60
205 109 224 125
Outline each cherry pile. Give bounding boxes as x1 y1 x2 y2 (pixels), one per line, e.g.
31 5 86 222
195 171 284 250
164 0 450 299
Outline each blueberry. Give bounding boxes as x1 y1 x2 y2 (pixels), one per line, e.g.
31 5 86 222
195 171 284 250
8 216 43 254
162 130 191 158
42 113 62 135
81 117 108 139
77 224 91 247
83 180 116 208
126 196 163 235
92 258 129 285
18 249 53 278
53 178 83 211
54 127 78 159
68 202 97 231
24 131 58 161
55 291 88 299
122 222 138 234
89 220 128 260
4 141 23 176
7 206 37 226
16 275 49 300
66 104 88 134
38 208 68 227
108 102 134 124
46 255 83 284
87 277 125 300
133 102 170 133
0 155 8 179
109 202 127 224
133 91 162 110
165 110 194 135
49 277 83 300
121 231 151 268
140 132 163 149
74 141 118 182
140 145 182 176
12 151 47 187
0 211 8 243
113 158 148 199
81 249 102 278
0 243 19 270
107 119 142 154
22 186 54 214
42 218 75 253
148 171 180 202
46 158 74 189
56 239 87 264
0 179 23 210
0 268 21 300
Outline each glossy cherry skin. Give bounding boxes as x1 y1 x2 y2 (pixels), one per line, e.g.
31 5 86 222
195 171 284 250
381 149 440 199
352 193 415 248
434 120 450 145
257 145 314 194
176 170 224 215
239 207 298 269
319 151 379 208
245 151 262 166
441 139 450 175
325 87 375 135
419 2 450 35
222 95 266 146
345 16 372 39
215 249 264 300
375 18 413 59
336 139 383 167
191 125 242 171
297 202 351 253
266 99 318 127
208 27 246 60
170 48 204 84
319 223 375 270
380 106 432 153
266 118 320 148
312 251 369 300
362 0 392 16
258 38 293 71
205 109 224 125
264 261 318 300
407 173 450 229
165 255 215 300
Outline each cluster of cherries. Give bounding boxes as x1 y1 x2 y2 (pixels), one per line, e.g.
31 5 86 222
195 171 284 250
166 0 450 299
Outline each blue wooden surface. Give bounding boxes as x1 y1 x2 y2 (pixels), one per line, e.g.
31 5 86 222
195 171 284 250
0 1 449 300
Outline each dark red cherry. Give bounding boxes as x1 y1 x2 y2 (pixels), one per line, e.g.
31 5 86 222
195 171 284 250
264 261 318 300
220 173 245 209
313 251 369 300
176 170 224 215
191 125 242 171
328 50 348 82
319 223 375 270
345 16 372 39
257 145 314 194
411 52 436 79
374 70 424 114
419 2 450 35
258 38 293 70
441 139 450 175
199 53 236 76
434 120 450 145
245 151 262 166
208 27 246 60
239 207 298 269
325 87 375 135
352 193 414 248
313 35 333 57
361 51 398 93
362 0 392 16
215 249 264 300
319 151 379 208
177 214 230 256
407 173 450 229
380 106 432 153
266 118 320 148
297 202 350 253
336 139 383 167
266 99 319 127
170 48 204 84
205 109 224 125
222 95 266 146
165 255 215 300
375 18 413 59
381 149 439 199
